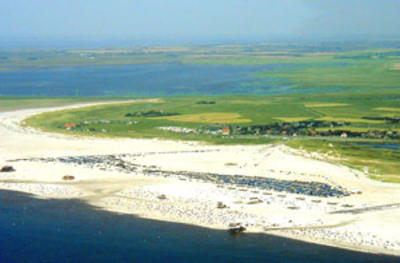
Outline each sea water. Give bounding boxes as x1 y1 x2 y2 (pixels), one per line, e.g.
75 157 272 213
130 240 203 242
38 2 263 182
0 190 397 262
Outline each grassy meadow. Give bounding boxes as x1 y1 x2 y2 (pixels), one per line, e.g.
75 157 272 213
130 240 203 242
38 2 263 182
25 92 400 140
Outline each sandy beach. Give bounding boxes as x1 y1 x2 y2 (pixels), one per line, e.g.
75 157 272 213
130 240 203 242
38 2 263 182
0 101 400 256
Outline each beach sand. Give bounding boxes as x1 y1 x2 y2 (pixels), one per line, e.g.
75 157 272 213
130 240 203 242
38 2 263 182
0 101 399 256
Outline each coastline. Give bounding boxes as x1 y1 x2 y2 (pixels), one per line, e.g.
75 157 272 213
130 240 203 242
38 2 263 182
0 101 399 257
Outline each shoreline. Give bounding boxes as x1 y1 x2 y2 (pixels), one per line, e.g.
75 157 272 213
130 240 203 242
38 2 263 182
0 101 400 257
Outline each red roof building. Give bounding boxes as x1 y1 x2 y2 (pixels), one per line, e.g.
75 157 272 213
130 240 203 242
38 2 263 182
222 128 230 135
310 130 317 136
64 123 76 129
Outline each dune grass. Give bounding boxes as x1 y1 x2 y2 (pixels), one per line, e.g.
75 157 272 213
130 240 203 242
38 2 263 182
286 139 400 183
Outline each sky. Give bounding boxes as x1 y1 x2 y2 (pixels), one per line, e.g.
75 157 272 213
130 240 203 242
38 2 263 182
0 0 399 44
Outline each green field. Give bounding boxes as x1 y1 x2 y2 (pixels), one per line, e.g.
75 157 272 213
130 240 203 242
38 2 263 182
25 92 400 139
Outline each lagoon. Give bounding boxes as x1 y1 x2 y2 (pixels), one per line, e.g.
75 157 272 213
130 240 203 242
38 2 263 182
0 63 288 97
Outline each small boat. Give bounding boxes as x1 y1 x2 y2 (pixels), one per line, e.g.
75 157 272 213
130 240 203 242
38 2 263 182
0 165 15 172
228 223 246 234
62 175 75 181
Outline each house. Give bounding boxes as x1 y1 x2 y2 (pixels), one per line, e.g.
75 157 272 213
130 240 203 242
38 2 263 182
222 128 231 136
341 132 348 138
64 123 76 130
310 130 317 136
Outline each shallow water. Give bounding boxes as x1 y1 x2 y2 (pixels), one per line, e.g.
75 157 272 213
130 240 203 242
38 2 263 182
356 143 400 148
0 63 287 96
354 143 400 152
0 190 398 262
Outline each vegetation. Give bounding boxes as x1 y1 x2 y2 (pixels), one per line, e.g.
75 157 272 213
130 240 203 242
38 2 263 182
286 139 400 184
258 59 400 90
25 92 400 140
125 110 180 118
196 101 216 105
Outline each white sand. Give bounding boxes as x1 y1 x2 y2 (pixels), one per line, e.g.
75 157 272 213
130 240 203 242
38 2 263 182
0 101 399 256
